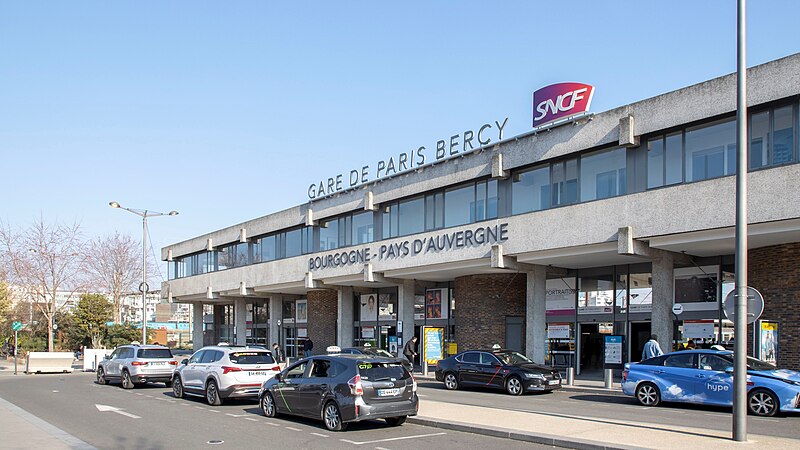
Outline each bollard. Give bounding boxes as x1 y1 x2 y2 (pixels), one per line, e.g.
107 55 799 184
566 367 574 385
604 368 613 389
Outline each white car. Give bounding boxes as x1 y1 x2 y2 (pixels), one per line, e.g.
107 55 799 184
172 345 280 405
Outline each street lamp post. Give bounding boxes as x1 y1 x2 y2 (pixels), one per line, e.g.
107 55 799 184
109 201 178 344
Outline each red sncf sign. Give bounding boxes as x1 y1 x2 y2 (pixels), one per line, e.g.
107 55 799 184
532 82 594 128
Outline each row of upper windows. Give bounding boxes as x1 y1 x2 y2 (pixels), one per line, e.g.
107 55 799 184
169 100 799 279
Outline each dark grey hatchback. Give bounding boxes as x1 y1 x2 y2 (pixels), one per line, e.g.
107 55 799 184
258 354 418 431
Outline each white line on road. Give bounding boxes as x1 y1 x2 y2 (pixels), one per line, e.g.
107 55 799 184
145 395 153 398
95 404 141 419
375 447 391 450
194 406 205 410
285 427 302 432
208 409 220 413
245 418 259 422
135 393 144 396
265 422 279 427
310 432 328 438
225 413 248 417
340 432 447 445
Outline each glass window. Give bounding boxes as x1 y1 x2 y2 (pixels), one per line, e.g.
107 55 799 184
309 359 331 378
460 352 480 364
685 119 736 182
285 361 308 379
382 203 398 239
647 137 664 188
229 352 275 365
664 353 696 368
480 352 501 365
398 197 425 236
444 184 474 227
665 132 683 185
425 192 444 231
750 110 770 169
581 147 626 201
320 219 339 250
486 179 498 219
351 211 374 244
512 166 550 214
285 229 302 258
773 105 794 165
260 235 276 262
699 354 730 372
552 158 578 206
137 349 173 359
301 226 313 254
188 350 204 364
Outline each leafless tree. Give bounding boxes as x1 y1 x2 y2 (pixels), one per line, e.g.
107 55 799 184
0 217 87 351
84 232 151 323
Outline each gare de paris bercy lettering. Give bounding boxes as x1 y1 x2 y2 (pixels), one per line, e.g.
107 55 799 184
309 223 509 271
307 118 509 200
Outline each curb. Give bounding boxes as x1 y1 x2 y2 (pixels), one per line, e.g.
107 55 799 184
408 416 647 450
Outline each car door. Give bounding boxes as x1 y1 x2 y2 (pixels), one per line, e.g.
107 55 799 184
457 352 481 385
297 358 331 415
199 350 223 387
182 350 205 390
477 352 504 388
696 354 734 406
105 349 121 377
274 361 309 415
658 353 699 402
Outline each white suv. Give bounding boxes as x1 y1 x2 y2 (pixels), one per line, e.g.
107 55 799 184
172 345 280 405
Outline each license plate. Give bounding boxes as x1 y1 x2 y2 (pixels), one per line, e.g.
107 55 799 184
149 362 165 365
377 388 400 397
548 380 560 386
249 371 268 376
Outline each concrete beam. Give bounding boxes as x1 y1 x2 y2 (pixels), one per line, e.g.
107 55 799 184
239 228 248 243
619 114 639 147
206 286 219 300
364 191 377 211
305 272 323 289
491 244 540 273
617 226 693 265
363 263 404 284
491 153 509 179
305 209 316 227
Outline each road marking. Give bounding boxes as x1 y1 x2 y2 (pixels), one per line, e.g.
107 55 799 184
194 406 205 410
375 447 391 450
245 418 259 422
95 404 141 419
265 422 279 427
208 409 220 413
311 432 328 438
135 393 144 396
52 390 59 393
754 417 780 422
285 426 302 431
341 432 447 445
226 413 248 417
145 395 153 398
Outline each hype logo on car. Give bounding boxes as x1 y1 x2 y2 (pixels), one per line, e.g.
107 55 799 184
532 82 594 128
707 383 730 392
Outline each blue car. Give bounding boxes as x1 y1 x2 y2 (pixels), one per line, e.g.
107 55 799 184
622 349 800 416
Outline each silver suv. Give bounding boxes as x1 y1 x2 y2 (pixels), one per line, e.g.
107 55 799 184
172 345 280 405
97 344 177 389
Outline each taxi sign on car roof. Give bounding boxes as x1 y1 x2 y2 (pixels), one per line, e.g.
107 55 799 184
326 346 342 354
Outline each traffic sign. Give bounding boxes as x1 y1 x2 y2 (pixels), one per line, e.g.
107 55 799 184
12 321 22 331
723 286 764 325
672 304 684 315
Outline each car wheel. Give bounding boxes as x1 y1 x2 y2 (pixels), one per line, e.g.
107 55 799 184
748 389 778 417
322 401 347 432
444 372 459 390
96 367 107 385
121 370 135 389
206 379 223 406
635 382 661 407
506 376 523 396
172 376 184 399
385 416 407 427
261 392 277 418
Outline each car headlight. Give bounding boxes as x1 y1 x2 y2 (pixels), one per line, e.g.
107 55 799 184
523 372 546 380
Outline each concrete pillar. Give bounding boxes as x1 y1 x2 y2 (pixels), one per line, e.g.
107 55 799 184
526 265 547 364
337 287 354 347
192 302 204 353
234 297 247 345
652 254 675 353
307 289 338 354
397 279 416 351
269 295 282 347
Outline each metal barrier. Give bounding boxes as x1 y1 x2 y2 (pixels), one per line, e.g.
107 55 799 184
25 352 75 374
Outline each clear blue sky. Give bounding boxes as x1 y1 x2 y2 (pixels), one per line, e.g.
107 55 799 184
2 1 798 281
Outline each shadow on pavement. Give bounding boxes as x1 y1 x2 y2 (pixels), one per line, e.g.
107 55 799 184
240 405 400 432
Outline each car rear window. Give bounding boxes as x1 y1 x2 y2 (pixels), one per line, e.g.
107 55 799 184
137 349 173 359
358 362 408 381
229 352 275 365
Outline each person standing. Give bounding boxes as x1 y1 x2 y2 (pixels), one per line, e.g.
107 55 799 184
272 342 285 368
303 338 314 358
403 336 418 369
642 334 664 360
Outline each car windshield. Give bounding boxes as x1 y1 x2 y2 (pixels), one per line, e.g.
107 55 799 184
364 348 394 358
496 351 532 365
718 354 777 371
229 352 275 365
359 362 408 381
137 349 173 359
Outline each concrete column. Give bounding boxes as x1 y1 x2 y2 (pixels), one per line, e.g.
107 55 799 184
525 265 547 364
234 297 247 345
269 295 282 347
652 254 675 353
192 302 204 353
307 289 338 354
337 287 354 347
397 279 416 350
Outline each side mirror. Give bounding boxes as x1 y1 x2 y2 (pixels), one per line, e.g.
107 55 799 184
181 359 189 365
104 355 110 360
725 367 734 374
274 372 283 382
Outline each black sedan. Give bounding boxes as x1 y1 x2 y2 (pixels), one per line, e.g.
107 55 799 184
435 349 562 395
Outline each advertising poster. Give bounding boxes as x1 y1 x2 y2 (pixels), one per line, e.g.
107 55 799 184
361 326 375 339
425 288 448 319
414 295 425 320
388 336 398 354
603 335 623 367
360 294 378 321
423 327 444 365
759 321 778 365
547 323 570 339
378 293 396 320
546 278 577 315
296 299 308 323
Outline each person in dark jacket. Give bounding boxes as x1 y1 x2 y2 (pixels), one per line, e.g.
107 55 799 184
303 338 314 358
403 336 418 368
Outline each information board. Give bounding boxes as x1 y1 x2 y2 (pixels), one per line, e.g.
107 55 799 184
423 327 444 365
603 335 624 368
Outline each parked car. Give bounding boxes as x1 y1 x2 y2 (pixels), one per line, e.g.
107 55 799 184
259 354 418 431
435 349 562 395
172 345 280 405
622 349 800 416
96 344 177 389
339 346 413 373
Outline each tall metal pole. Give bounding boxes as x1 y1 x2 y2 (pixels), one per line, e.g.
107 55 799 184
733 0 748 441
142 214 148 345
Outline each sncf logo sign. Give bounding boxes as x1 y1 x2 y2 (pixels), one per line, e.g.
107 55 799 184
532 82 595 128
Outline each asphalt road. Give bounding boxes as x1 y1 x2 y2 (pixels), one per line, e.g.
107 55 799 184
0 373 547 450
415 379 800 439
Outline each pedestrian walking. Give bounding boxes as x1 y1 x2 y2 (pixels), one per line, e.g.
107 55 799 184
642 334 664 360
403 336 418 368
272 342 285 368
303 338 314 358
